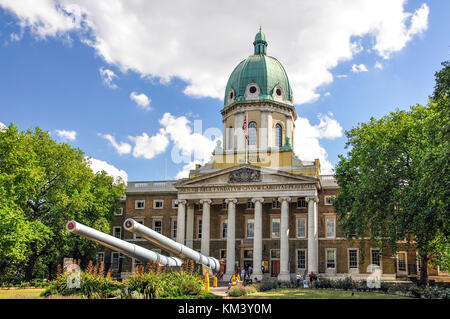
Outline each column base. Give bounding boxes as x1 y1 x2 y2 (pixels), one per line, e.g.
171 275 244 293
277 272 291 282
250 273 263 282
222 273 234 282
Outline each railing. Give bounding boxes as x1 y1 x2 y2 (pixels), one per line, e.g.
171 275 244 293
128 181 177 193
320 175 338 186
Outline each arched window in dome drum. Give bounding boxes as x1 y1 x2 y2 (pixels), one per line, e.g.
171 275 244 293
248 122 257 146
275 124 282 147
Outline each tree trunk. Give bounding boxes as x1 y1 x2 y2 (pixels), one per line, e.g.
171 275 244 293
47 262 54 281
419 255 428 287
24 255 38 282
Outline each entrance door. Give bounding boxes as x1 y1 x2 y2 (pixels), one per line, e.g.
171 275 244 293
271 260 280 277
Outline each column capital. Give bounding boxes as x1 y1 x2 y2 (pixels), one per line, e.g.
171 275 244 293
306 196 319 203
199 199 212 205
174 199 187 205
225 198 237 204
278 196 291 203
251 197 264 204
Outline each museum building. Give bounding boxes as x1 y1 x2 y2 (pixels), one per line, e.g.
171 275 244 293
100 29 429 282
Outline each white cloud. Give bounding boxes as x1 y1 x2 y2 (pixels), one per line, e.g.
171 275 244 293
374 61 383 69
129 130 169 159
100 133 131 155
0 122 6 131
130 91 151 110
0 1 429 104
294 113 343 174
99 67 118 89
55 129 77 141
324 92 331 97
86 156 128 184
336 74 348 78
175 160 203 180
351 64 368 73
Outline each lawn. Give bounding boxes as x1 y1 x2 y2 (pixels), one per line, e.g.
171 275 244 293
0 288 46 299
238 288 412 299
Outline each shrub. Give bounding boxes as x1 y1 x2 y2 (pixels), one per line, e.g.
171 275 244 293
228 284 258 297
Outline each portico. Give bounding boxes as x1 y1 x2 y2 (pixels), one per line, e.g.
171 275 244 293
174 165 319 282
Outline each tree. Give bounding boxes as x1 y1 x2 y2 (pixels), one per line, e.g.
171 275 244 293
0 124 126 281
334 60 449 285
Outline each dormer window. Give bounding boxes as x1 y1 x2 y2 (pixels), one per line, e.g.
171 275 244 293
273 85 284 102
276 88 282 96
245 83 260 100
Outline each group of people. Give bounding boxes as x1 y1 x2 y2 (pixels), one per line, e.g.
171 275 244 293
236 265 253 282
296 271 318 288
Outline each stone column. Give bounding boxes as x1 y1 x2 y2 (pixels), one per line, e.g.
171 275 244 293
307 196 319 273
222 120 227 150
185 203 194 248
278 197 291 281
199 199 212 256
175 199 187 244
251 197 264 281
223 198 237 281
235 113 244 151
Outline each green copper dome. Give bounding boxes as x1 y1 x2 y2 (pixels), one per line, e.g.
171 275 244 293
223 29 294 109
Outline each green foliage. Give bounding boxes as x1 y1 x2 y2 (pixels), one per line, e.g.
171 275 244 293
124 271 204 299
41 272 125 298
0 124 126 281
41 270 209 299
228 284 259 297
334 61 450 282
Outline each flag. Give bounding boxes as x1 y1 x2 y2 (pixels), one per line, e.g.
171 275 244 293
242 116 248 141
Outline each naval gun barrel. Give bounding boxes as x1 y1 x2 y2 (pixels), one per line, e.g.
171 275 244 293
123 218 220 273
66 220 183 267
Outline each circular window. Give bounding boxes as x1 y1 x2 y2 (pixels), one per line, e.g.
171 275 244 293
249 86 257 94
229 92 234 99
276 88 282 96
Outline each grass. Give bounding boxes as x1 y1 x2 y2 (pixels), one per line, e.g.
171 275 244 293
0 288 46 299
237 288 412 299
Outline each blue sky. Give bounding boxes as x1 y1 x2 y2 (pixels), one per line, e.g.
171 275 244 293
0 0 448 182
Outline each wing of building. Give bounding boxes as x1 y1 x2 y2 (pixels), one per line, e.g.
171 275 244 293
102 29 439 282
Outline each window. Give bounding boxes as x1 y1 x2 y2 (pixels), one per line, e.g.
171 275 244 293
194 204 203 211
247 200 255 209
275 124 282 147
397 253 406 272
96 252 104 264
171 219 177 239
349 249 358 269
325 217 336 238
220 250 227 259
172 200 178 209
134 220 144 239
153 200 163 209
135 200 145 209
371 250 381 267
221 200 227 210
246 218 254 238
114 207 123 216
271 218 280 238
113 226 121 239
297 218 306 238
297 250 306 269
132 258 142 272
324 196 335 206
249 86 257 94
326 249 336 269
271 249 280 259
248 121 257 145
297 197 306 208
198 219 202 239
221 219 228 238
111 252 120 271
228 127 233 149
244 250 253 259
153 219 162 234
272 200 280 209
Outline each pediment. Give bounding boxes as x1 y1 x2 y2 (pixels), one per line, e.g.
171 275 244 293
176 164 318 188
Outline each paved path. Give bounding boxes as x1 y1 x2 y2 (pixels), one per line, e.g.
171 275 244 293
210 286 229 298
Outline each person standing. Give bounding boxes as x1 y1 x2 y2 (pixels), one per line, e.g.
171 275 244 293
296 272 302 288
